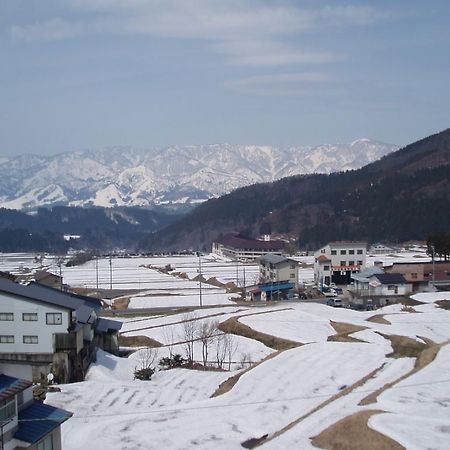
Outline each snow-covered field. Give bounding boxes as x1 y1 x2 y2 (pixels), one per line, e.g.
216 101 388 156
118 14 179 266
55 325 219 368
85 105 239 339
45 290 450 450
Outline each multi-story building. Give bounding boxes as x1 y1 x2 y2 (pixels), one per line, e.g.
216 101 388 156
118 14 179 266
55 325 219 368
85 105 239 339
259 254 299 288
0 278 121 384
0 372 72 450
314 241 367 286
212 233 285 262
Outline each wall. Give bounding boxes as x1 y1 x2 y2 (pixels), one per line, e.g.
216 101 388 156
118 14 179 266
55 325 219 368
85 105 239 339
0 292 71 354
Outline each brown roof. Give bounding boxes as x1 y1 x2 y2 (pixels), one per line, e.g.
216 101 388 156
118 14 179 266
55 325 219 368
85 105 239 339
317 255 331 262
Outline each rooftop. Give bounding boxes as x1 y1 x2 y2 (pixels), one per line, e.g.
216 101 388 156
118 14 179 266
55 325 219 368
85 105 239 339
14 401 72 444
372 273 408 285
260 254 295 265
0 374 32 402
215 233 285 251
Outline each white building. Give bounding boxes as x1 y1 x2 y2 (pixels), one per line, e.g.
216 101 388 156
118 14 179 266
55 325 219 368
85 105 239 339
0 277 121 383
314 241 367 286
259 254 299 288
212 233 285 262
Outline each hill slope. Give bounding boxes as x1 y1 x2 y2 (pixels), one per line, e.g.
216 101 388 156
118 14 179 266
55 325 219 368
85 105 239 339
142 128 450 251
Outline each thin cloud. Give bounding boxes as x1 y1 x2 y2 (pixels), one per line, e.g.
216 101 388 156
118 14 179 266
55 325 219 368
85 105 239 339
224 72 332 96
10 1 382 67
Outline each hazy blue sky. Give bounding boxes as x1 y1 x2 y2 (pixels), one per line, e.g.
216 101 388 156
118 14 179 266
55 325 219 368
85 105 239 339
1 0 449 156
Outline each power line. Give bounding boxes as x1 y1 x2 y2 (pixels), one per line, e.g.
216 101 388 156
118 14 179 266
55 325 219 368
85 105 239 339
17 377 450 423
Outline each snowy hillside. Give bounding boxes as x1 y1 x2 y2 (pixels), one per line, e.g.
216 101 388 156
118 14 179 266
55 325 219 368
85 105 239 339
0 140 397 210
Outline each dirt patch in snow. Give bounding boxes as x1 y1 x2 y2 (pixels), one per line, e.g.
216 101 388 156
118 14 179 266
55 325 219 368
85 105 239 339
113 297 131 309
118 335 162 348
218 311 301 351
310 410 404 450
359 336 444 406
436 300 450 310
366 314 391 325
327 321 367 343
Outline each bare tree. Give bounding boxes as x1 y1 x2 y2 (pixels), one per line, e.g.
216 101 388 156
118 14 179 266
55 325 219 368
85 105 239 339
238 352 252 370
215 332 228 369
180 313 198 364
162 326 176 359
134 346 159 380
226 334 238 371
198 320 217 369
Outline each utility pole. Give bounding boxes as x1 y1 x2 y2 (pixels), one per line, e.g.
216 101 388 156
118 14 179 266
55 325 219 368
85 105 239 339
236 259 239 288
109 255 113 290
197 252 203 308
431 245 435 288
96 256 99 291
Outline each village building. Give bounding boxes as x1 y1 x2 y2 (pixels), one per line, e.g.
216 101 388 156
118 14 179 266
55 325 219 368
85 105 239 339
259 254 299 288
0 278 121 384
384 261 450 291
0 372 72 450
314 241 367 286
212 233 285 262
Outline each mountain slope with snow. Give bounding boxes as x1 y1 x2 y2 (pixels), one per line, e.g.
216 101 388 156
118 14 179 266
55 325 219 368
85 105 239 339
0 140 397 210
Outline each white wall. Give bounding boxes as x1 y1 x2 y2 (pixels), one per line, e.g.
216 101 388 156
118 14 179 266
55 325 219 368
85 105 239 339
0 292 71 354
0 362 32 380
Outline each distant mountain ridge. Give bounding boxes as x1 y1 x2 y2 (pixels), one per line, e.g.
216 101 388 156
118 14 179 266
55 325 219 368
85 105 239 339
0 140 397 210
141 128 450 251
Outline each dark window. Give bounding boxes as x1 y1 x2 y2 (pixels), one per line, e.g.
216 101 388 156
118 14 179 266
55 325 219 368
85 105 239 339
46 313 62 325
411 273 418 279
23 335 38 344
349 261 355 266
349 249 355 255
358 260 363 265
0 313 13 321
340 261 346 266
0 335 14 344
331 250 337 255
340 250 346 255
357 249 363 254
23 313 38 321
324 265 330 271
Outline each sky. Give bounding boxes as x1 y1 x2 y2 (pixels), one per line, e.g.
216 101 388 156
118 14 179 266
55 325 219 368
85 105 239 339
0 0 449 156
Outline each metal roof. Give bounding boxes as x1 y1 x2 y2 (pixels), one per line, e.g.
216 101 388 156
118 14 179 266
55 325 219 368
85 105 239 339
0 278 101 311
259 254 291 265
371 273 408 285
259 282 295 292
96 318 122 333
14 401 72 444
0 374 32 402
351 267 384 283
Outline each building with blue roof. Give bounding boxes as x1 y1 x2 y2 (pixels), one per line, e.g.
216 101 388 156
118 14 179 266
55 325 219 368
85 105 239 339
0 372 71 450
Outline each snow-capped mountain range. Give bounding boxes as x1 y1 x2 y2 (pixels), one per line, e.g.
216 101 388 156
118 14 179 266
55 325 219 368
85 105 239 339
0 140 398 210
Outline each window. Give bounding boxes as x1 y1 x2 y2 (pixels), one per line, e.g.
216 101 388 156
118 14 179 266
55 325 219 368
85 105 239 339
37 434 53 450
387 285 395 291
290 264 296 269
340 250 346 255
357 249 363 254
411 273 418 279
340 261 346 266
290 274 295 278
349 261 355 266
349 249 355 255
331 250 337 255
23 335 38 344
358 260 363 266
0 335 14 343
0 313 13 321
46 313 62 325
324 265 330 271
23 313 38 321
0 398 16 421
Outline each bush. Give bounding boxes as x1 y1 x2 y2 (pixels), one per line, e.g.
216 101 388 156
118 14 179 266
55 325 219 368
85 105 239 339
158 354 185 370
134 367 155 380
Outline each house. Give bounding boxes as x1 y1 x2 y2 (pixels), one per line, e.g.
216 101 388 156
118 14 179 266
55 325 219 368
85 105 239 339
314 241 367 286
369 243 395 255
259 254 299 288
0 372 72 450
212 233 285 262
245 281 295 302
366 273 413 296
349 266 385 296
0 278 121 384
384 261 450 291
